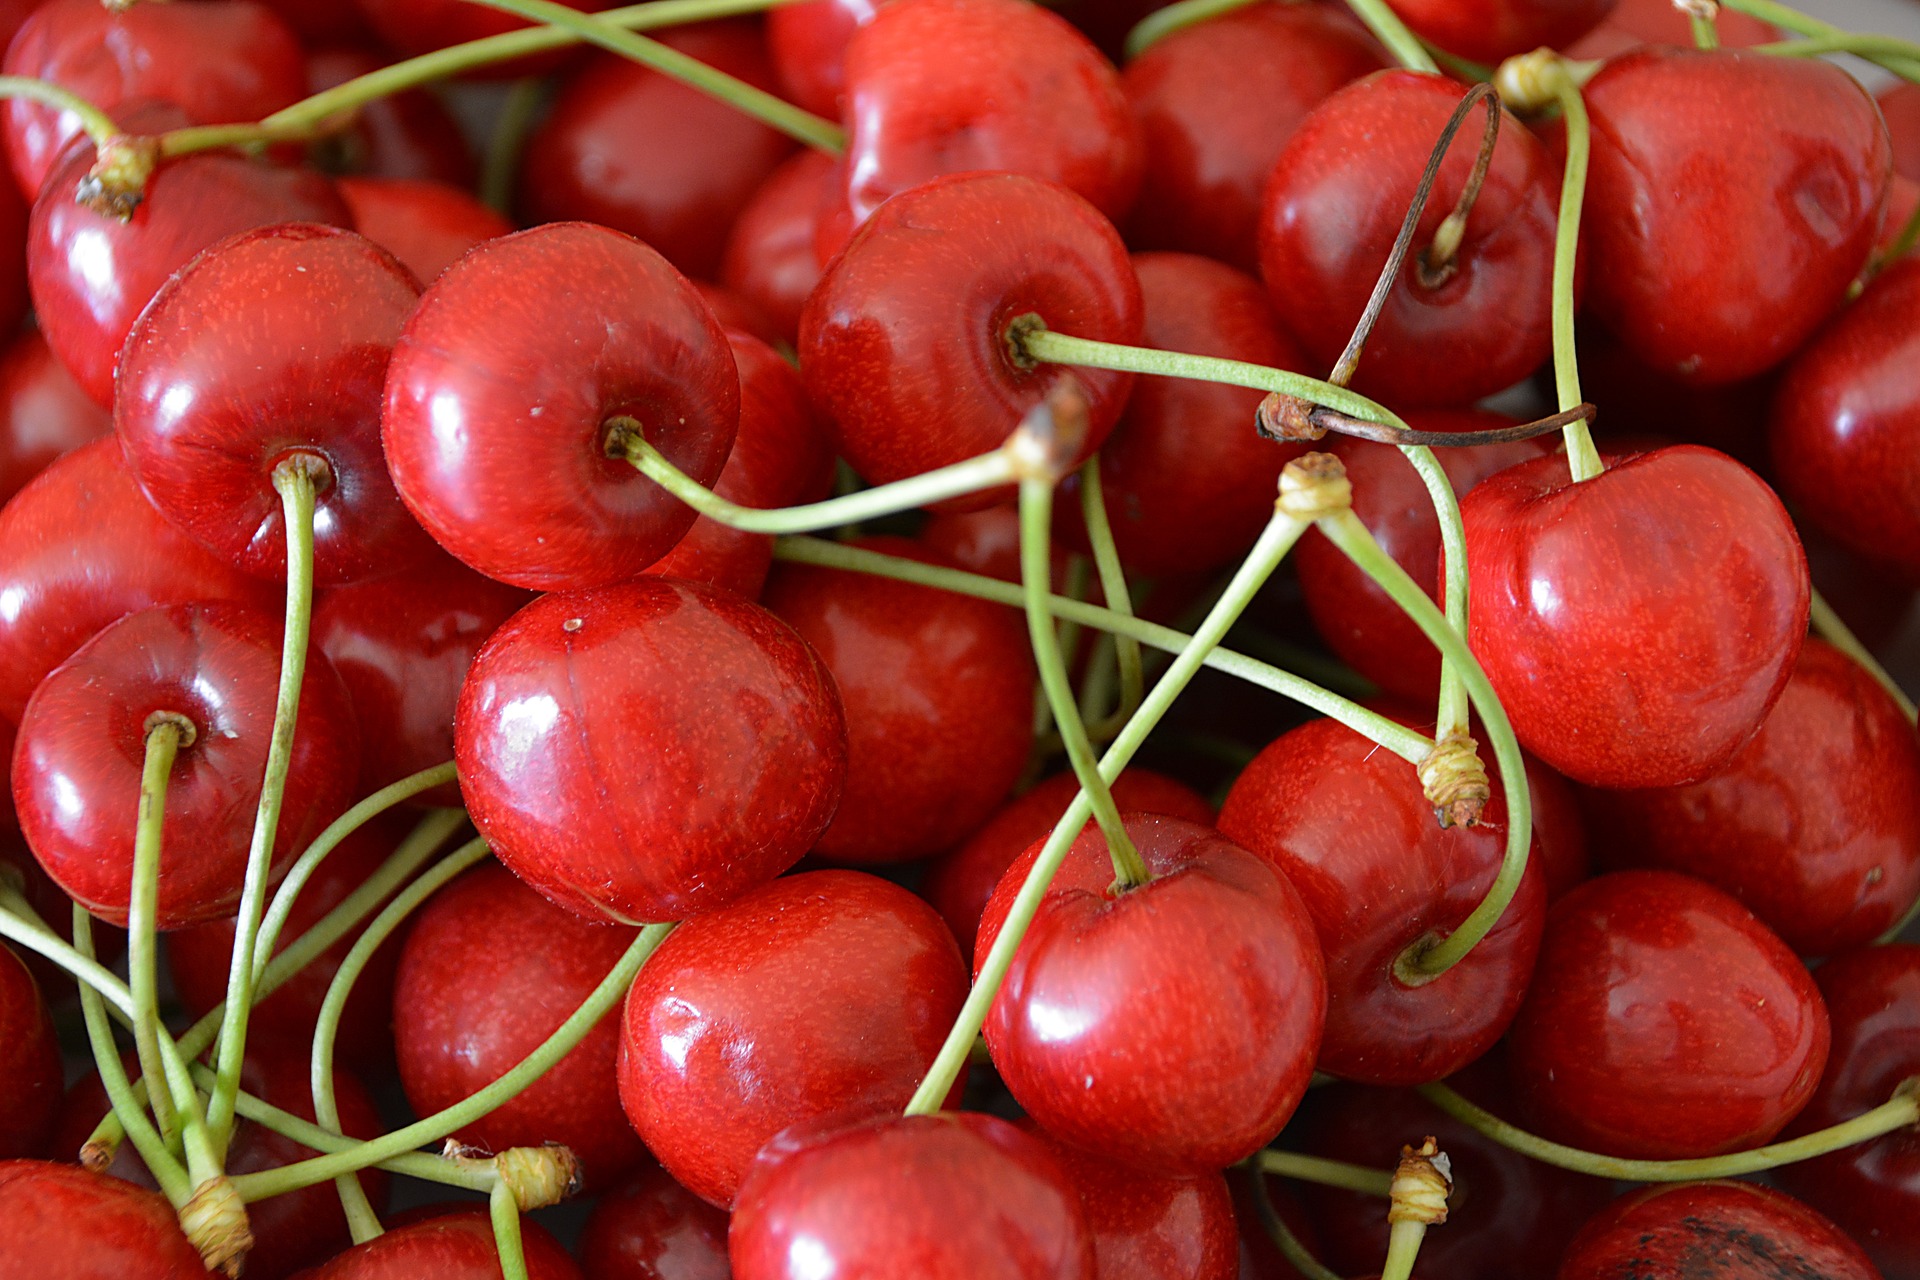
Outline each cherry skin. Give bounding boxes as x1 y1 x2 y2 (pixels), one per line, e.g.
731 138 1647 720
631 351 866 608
268 0 375 50
1230 1172 1323 1280
0 163 22 344
0 437 273 726
1258 71 1561 409
354 0 613 68
1886 82 1920 183
1121 1 1385 271
455 579 846 924
766 0 884 118
1460 445 1809 790
1556 1181 1879 1280
305 47 477 189
294 1209 582 1280
0 1161 206 1278
1217 715 1548 1085
619 869 969 1208
800 171 1141 499
383 221 739 593
0 946 58 1159
978 813 1327 1174
1507 869 1829 1160
1570 323 1776 470
335 177 512 285
1023 1122 1238 1280
578 1162 731 1280
729 1110 1095 1280
1568 0 1777 58
0 329 110 508
1581 47 1890 386
1384 0 1614 65
719 148 836 346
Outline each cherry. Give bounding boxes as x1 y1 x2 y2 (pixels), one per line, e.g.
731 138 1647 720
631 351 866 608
0 945 58 1160
919 503 1066 586
766 0 883 119
730 1110 1095 1280
262 0 375 47
1217 715 1547 1085
2 0 305 200
0 437 272 726
393 862 647 1190
1024 1122 1238 1280
1581 47 1890 385
836 0 1141 236
305 47 477 189
1774 944 1920 1278
0 160 22 341
579 1162 731 1280
1506 869 1829 1160
1460 445 1809 790
1571 324 1775 471
1258 70 1561 409
1384 0 1614 65
1770 254 1920 581
354 0 613 67
1568 0 1778 58
1886 82 1920 182
0 330 110 508
12 600 358 929
335 177 513 285
294 1208 582 1279
800 171 1141 498
455 578 846 924
1120 2 1383 272
619 869 969 1207
1883 175 1919 263
0 1160 206 1278
977 813 1326 1174
383 221 739 592
719 148 835 345
520 20 798 280
1556 1181 1879 1280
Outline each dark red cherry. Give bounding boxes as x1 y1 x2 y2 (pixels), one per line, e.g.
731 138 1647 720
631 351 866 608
394 863 646 1190
2 0 305 200
116 223 434 586
0 946 58 1159
837 0 1141 234
1886 82 1920 182
1230 1171 1323 1280
0 1161 205 1278
383 221 739 592
1770 255 1920 581
1385 0 1613 65
1024 1122 1238 1280
1217 716 1547 1085
579 1162 731 1280
730 1111 1095 1280
336 176 512 285
1507 870 1829 1160
295 1208 582 1280
0 156 23 341
12 600 358 929
0 330 110 508
978 814 1326 1173
1461 445 1809 790
305 46 476 188
766 0 883 118
1571 323 1775 471
455 579 846 924
520 21 797 280
1568 0 1777 58
1775 944 1920 1279
1556 1181 1879 1280
693 283 782 349
29 138 352 411
800 171 1141 498
1582 47 1890 385
1258 70 1560 409
719 148 835 345
0 437 272 725
1121 2 1384 271
620 870 969 1207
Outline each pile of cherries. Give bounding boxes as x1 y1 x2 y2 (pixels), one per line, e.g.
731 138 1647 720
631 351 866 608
0 0 1916 1276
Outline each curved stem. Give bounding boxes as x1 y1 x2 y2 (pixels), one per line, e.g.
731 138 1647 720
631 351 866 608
129 719 187 1147
1761 32 1920 64
1077 459 1144 736
1341 0 1440 73
1811 590 1916 724
1401 446 1470 742
0 75 121 150
0 890 139 1017
1251 1166 1344 1280
156 119 325 159
1544 62 1602 483
490 1181 531 1280
1382 1221 1428 1280
480 78 545 216
1123 0 1260 57
1255 1149 1395 1198
1722 0 1920 79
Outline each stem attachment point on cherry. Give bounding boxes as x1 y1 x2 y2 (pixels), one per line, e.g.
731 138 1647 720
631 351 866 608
1418 732 1490 829
179 1174 254 1279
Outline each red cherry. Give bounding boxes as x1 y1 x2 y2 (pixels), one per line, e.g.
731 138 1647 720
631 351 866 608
719 148 835 345
1775 944 1920 1279
305 47 477 188
800 171 1141 498
978 814 1326 1173
1384 0 1614 65
919 503 1063 586
0 437 273 726
579 1162 731 1280
837 0 1141 234
2 0 305 200
693 283 783 349
0 946 58 1159
1024 1122 1238 1280
1571 324 1775 470
1507 869 1829 1160
394 863 646 1189
1567 0 1777 58
383 222 740 592
293 1208 582 1279
730 1111 1095 1280
1217 716 1547 1085
619 869 969 1207
1257 71 1561 408
455 579 846 924
766 0 883 119
1460 445 1809 790
0 330 110 508
1121 2 1384 271
14 601 358 928
1556 1181 1879 1280
1882 175 1919 264
0 1160 206 1277
1886 82 1920 182
1581 47 1890 385
336 176 513 285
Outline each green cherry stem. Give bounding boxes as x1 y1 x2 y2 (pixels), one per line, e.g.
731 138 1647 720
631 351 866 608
0 76 121 153
1251 1164 1344 1280
1340 0 1440 73
1690 2 1721 48
1254 1149 1395 1198
1123 0 1261 58
1382 1224 1427 1280
479 78 546 216
1546 60 1603 482
1719 0 1920 79
129 715 191 1147
1380 1139 1450 1280
0 887 138 1016
491 1181 531 1280
1076 458 1145 736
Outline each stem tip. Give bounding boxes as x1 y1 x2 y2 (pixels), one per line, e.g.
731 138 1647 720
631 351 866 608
1417 732 1491 829
1277 452 1352 521
1388 1137 1453 1225
179 1175 254 1278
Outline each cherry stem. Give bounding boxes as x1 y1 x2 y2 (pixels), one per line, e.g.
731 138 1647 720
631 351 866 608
905 504 1312 1115
1341 0 1440 73
1123 0 1261 58
1283 402 1600 449
774 536 1435 764
1254 1149 1395 1198
1528 55 1605 483
130 716 192 1150
1251 1166 1344 1280
1688 0 1722 48
1381 1139 1450 1280
480 77 545 216
490 1181 531 1280
0 75 121 151
1077 458 1145 739
1382 1223 1428 1280
1723 0 1920 79
1762 32 1920 75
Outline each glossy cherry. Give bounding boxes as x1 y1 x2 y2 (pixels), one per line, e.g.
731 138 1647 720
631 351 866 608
336 176 512 285
1258 70 1561 408
800 171 1141 497
620 869 969 1207
0 945 58 1160
1385 0 1613 64
1581 47 1890 385
1025 1122 1238 1280
455 579 846 924
767 0 883 118
0 329 110 508
0 1161 206 1278
730 1110 1095 1280
1121 2 1384 271
305 46 476 189
1556 1181 1879 1280
719 148 835 345
295 1209 582 1280
1460 445 1809 789
383 221 739 592
1507 869 1829 1160
579 1162 731 1280
13 600 358 928
978 814 1326 1173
